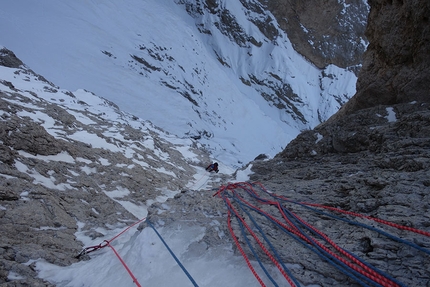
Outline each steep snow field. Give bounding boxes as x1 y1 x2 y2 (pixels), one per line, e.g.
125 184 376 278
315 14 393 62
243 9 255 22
0 56 281 286
0 0 357 168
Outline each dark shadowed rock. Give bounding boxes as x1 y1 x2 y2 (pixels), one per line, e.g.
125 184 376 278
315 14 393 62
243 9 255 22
331 0 430 120
0 48 24 68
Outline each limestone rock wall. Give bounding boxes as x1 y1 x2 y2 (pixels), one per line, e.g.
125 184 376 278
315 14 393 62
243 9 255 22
248 101 430 286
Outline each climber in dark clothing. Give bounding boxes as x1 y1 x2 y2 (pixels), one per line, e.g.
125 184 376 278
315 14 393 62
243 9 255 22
206 162 219 173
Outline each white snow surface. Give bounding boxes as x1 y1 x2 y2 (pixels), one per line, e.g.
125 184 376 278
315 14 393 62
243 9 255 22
386 107 397 122
0 0 357 168
0 61 320 286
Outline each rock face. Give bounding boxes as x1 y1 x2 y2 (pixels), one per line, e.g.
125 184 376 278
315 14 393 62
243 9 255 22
176 0 363 132
246 0 430 285
264 0 369 69
332 0 430 119
249 101 430 286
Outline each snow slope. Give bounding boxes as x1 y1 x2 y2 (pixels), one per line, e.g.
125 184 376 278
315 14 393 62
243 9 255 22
0 0 357 167
1 50 285 286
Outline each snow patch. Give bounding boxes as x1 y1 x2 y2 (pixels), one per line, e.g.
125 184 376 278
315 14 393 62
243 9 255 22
386 107 397 122
315 132 323 143
18 150 75 163
235 164 254 182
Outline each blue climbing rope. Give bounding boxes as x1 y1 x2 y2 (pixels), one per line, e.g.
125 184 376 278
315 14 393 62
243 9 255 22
244 183 408 287
227 199 279 287
248 183 430 256
147 220 199 287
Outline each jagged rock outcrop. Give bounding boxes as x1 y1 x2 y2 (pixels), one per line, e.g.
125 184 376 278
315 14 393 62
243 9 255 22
181 0 369 70
0 49 24 69
265 0 369 69
331 0 430 120
174 0 363 134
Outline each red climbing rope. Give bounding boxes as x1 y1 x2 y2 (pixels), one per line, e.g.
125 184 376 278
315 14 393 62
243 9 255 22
284 209 399 287
108 217 147 242
253 181 430 238
303 203 430 237
76 217 147 287
226 207 267 287
224 189 297 287
105 240 142 287
229 187 399 287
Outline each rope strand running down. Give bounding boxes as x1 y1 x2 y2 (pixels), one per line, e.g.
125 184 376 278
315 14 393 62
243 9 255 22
147 220 200 287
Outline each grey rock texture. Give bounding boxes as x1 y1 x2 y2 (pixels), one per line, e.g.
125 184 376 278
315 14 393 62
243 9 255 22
177 0 369 71
243 0 430 284
249 101 430 286
0 49 24 69
0 50 211 286
150 102 430 286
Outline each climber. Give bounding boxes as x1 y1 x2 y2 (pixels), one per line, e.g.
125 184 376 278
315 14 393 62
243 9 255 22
206 162 219 173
